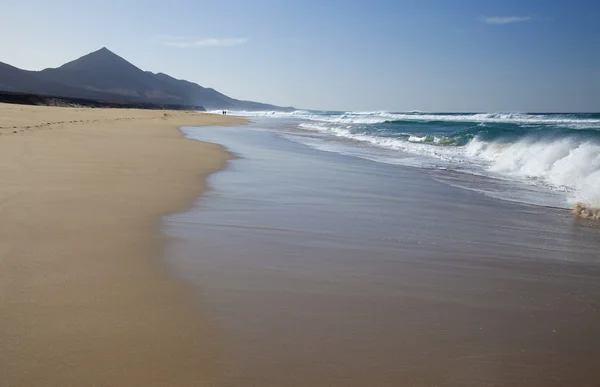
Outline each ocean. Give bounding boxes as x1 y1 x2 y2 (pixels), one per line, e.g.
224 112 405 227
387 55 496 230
218 110 600 209
164 118 600 386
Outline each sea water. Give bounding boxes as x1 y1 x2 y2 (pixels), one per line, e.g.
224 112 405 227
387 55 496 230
216 110 600 209
165 122 600 387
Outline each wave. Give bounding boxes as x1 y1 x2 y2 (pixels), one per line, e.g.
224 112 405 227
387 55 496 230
297 123 471 164
384 113 600 129
465 137 600 206
227 110 600 130
407 135 462 145
229 109 600 208
298 123 600 207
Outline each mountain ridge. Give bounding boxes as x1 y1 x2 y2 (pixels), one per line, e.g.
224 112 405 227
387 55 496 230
0 48 293 111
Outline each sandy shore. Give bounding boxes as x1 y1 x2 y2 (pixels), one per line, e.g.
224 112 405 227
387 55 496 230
0 103 245 387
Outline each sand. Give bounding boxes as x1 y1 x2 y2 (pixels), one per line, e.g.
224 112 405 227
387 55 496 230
0 103 245 387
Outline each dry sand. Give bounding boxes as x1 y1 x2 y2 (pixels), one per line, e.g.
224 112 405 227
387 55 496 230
0 103 245 387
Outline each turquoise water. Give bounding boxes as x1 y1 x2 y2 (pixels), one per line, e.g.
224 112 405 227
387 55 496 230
225 111 600 208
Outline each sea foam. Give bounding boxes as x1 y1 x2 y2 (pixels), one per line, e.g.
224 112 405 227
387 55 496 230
465 137 600 206
228 110 600 129
233 109 600 209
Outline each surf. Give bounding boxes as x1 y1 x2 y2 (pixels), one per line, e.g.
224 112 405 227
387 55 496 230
224 109 600 211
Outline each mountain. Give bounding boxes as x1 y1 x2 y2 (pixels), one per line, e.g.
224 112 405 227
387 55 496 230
148 72 289 111
0 48 293 111
0 61 103 98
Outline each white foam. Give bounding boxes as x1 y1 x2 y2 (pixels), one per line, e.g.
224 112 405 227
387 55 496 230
223 110 600 130
465 137 600 206
408 135 428 142
298 121 600 206
299 123 467 165
229 110 600 207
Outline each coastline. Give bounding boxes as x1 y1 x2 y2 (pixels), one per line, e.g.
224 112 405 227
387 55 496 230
0 103 245 386
167 123 600 387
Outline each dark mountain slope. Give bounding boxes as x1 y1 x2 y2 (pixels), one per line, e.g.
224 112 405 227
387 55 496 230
149 72 236 109
0 47 293 111
0 60 124 100
36 48 184 104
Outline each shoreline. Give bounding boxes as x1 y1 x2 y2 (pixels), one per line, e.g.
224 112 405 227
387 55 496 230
166 123 600 387
0 103 245 386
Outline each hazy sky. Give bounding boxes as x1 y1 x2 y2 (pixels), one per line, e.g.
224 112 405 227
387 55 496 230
1 0 599 111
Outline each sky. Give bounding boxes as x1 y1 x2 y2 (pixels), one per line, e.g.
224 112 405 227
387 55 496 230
1 0 599 112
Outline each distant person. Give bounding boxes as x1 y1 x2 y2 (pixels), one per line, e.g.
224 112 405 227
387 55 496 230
222 110 226 115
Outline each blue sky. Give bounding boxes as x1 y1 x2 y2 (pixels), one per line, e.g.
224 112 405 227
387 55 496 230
1 0 598 111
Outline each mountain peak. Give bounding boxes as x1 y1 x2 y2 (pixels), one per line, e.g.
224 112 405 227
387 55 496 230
56 47 135 72
95 46 112 54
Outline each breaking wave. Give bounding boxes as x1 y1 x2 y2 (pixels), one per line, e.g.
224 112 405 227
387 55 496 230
226 110 600 130
465 137 600 206
227 109 600 208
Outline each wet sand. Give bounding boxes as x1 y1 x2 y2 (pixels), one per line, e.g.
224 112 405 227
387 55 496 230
0 103 245 387
167 123 600 387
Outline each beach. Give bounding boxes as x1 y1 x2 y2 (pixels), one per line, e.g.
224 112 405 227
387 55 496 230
2 1 597 385
0 103 244 387
2 103 600 387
